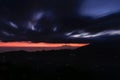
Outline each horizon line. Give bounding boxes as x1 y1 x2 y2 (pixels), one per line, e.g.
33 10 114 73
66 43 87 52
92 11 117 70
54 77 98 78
0 42 89 48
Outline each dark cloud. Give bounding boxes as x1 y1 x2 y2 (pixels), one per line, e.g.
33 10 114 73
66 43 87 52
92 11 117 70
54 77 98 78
0 0 120 43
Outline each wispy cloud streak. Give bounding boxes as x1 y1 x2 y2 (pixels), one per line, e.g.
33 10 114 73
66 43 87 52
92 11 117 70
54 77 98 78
67 30 120 38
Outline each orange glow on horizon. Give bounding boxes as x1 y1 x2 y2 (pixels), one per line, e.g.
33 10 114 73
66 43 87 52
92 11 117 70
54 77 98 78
0 42 89 48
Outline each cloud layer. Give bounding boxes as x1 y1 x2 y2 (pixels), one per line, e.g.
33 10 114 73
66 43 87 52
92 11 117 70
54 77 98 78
0 0 120 43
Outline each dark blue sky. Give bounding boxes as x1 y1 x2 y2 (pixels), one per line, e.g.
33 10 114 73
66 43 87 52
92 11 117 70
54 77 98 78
0 0 120 43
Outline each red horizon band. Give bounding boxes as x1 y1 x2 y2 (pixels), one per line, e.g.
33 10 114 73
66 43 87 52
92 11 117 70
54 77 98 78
0 42 89 47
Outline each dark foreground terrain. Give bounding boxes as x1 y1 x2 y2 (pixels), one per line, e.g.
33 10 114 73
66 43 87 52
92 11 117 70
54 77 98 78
0 42 120 80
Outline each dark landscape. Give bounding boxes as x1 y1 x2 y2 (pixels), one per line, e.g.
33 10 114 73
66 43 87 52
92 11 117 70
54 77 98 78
0 42 119 80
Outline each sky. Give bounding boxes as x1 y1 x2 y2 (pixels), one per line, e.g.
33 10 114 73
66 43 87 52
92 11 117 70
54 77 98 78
0 0 120 48
80 0 120 18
